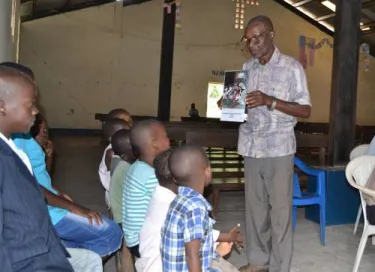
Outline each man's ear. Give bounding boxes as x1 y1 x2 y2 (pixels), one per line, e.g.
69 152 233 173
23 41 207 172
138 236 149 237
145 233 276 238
0 100 5 116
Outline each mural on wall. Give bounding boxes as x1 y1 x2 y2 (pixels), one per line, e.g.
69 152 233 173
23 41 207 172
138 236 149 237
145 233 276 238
298 35 370 71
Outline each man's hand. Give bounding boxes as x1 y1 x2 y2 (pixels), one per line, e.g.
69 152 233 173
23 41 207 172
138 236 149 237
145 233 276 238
246 91 272 108
216 242 233 257
69 205 103 225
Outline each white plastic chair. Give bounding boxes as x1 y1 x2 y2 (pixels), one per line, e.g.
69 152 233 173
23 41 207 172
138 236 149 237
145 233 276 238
345 155 375 272
350 144 370 235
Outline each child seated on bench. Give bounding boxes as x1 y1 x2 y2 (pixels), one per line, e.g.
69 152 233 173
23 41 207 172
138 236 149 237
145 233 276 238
122 119 170 258
161 144 241 272
99 117 130 205
137 149 243 272
6 64 123 260
109 129 136 224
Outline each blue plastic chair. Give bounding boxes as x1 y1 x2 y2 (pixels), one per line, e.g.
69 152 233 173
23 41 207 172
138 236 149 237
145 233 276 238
293 156 326 245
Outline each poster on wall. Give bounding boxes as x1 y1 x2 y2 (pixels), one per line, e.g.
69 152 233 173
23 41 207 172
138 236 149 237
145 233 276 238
220 70 248 122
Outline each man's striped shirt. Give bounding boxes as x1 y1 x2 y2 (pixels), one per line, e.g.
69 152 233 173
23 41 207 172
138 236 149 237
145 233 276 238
122 160 158 247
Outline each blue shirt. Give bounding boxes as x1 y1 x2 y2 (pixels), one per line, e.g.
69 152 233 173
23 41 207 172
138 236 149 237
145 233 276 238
122 160 158 247
12 133 68 225
161 186 218 272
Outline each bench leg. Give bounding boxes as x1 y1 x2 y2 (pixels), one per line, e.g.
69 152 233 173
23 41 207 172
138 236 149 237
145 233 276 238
212 189 220 218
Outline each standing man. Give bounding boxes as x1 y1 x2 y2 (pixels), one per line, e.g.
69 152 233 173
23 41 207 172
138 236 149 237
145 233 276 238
233 16 311 272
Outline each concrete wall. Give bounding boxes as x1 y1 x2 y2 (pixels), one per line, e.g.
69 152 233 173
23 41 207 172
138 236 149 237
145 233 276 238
20 0 375 128
0 0 21 62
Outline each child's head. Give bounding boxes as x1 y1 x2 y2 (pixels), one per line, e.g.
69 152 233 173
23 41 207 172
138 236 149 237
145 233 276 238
169 144 212 193
130 119 170 159
103 118 130 141
111 129 136 163
30 113 49 146
153 149 176 192
107 108 133 127
0 66 39 136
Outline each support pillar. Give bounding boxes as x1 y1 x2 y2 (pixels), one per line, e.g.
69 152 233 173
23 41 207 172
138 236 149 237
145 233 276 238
328 0 362 165
157 0 176 121
0 0 20 63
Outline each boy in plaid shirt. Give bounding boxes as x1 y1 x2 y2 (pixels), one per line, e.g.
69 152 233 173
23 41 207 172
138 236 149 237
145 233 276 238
161 145 240 272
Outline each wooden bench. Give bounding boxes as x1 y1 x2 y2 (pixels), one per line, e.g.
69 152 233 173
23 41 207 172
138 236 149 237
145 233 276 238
185 129 329 216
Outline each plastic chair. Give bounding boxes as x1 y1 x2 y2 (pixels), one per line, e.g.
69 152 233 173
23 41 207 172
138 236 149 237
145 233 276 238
346 155 375 272
292 156 326 245
350 144 370 235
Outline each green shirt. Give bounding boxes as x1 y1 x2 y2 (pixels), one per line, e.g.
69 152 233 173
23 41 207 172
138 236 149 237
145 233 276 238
109 159 131 223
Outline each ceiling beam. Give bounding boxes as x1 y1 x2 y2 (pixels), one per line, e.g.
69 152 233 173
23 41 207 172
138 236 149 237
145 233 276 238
316 0 375 21
293 0 315 7
316 13 335 21
360 20 375 28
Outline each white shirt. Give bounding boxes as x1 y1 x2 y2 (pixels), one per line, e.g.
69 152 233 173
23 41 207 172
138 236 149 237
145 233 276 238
0 132 33 174
136 185 220 272
238 47 311 158
98 144 112 206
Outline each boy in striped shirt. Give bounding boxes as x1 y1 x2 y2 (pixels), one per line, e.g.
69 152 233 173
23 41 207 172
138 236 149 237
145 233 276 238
122 119 170 258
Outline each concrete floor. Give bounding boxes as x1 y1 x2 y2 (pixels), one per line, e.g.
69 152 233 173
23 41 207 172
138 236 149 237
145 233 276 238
52 136 375 272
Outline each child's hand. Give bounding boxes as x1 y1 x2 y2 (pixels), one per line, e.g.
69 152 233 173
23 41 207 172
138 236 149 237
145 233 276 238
229 224 244 246
45 140 54 157
216 242 233 257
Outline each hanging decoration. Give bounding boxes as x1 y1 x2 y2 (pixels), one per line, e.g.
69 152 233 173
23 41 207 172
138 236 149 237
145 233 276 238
298 36 307 68
232 0 248 30
298 35 334 68
360 43 370 72
175 1 181 28
162 0 181 28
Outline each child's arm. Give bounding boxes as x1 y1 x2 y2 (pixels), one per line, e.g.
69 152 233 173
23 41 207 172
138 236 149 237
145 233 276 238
185 239 203 272
217 224 243 246
105 148 114 171
183 208 208 272
40 186 103 225
44 140 54 174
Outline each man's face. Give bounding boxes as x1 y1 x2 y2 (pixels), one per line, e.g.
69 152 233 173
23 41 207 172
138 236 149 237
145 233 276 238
243 22 273 59
2 79 39 134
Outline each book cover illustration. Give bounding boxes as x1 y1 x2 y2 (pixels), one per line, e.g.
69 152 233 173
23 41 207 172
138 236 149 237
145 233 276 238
221 70 248 122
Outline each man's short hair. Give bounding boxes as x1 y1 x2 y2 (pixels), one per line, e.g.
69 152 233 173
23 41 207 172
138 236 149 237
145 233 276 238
246 15 274 31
